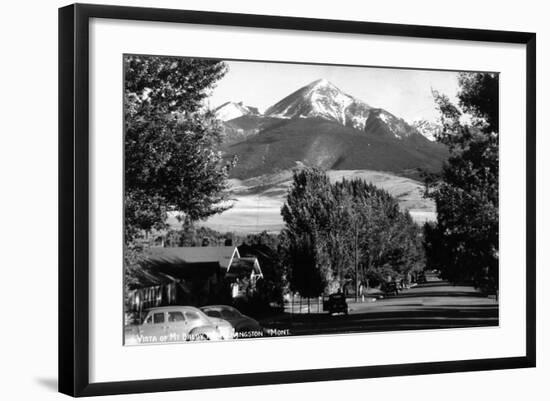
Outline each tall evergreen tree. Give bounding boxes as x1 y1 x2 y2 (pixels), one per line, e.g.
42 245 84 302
280 168 336 293
284 232 326 299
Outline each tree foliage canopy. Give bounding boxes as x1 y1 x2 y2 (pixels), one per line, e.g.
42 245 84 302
124 55 234 242
425 72 499 291
281 168 423 296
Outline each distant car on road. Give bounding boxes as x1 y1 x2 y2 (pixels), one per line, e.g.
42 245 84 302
129 306 234 344
381 281 399 296
323 292 349 315
200 305 262 334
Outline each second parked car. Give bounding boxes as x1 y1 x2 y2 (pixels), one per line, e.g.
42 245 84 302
200 305 262 334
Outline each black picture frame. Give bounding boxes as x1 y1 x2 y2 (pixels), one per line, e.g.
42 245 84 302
59 3 536 397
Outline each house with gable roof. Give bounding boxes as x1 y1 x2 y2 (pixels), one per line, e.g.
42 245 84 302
126 246 263 316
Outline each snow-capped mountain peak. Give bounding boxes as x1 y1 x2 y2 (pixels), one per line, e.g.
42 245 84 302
265 79 372 130
308 78 336 90
214 101 260 121
411 119 442 142
215 81 438 145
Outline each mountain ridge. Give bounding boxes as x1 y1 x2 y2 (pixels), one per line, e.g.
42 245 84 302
222 116 448 181
214 101 260 121
215 79 448 180
217 79 441 141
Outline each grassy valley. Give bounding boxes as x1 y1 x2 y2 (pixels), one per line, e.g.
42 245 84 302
190 169 436 233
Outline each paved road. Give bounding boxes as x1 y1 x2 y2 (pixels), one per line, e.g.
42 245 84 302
259 281 498 337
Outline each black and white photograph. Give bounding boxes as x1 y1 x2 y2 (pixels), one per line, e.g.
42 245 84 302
0 0 543 399
123 55 499 345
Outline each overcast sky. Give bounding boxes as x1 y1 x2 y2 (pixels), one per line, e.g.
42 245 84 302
208 60 461 123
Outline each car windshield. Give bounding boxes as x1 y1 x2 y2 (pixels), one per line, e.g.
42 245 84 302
189 310 205 319
204 310 222 318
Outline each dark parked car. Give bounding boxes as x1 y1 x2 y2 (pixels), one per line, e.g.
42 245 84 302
200 305 262 335
323 292 349 315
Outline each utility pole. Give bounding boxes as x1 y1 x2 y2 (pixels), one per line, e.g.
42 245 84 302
355 219 359 303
